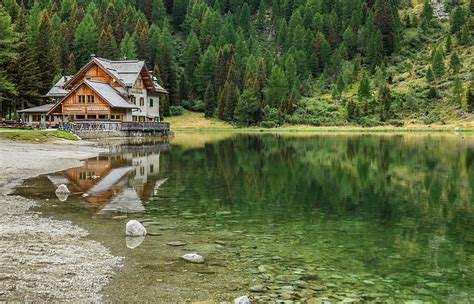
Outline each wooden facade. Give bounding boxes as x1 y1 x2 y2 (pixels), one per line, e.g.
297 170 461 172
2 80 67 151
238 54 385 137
57 83 126 121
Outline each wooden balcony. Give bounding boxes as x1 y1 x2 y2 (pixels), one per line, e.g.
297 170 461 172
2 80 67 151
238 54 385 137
121 122 170 132
67 120 171 136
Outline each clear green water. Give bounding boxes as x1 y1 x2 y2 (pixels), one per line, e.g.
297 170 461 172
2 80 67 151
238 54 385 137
18 133 474 302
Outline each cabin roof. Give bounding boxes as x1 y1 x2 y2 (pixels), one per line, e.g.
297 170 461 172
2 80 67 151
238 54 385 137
18 103 54 113
94 58 144 87
45 76 72 97
62 57 168 94
84 80 136 109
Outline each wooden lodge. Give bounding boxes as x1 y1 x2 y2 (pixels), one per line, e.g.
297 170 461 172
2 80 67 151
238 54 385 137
19 56 169 134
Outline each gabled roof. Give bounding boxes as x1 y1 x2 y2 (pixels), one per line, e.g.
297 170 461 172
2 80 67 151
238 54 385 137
18 103 54 113
47 80 137 115
95 57 144 87
85 80 136 109
62 57 168 94
46 76 72 97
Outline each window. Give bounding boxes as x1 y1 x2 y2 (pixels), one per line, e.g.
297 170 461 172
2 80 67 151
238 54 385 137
140 97 144 106
149 99 153 107
79 172 86 180
140 166 145 176
150 164 154 173
87 95 95 103
77 95 86 103
131 96 136 105
132 116 137 122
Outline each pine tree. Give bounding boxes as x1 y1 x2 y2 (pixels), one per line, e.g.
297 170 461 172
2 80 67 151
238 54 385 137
254 58 266 105
218 79 238 121
367 28 384 71
467 83 474 112
373 0 398 55
426 66 435 82
358 72 371 100
97 25 117 59
204 81 216 117
195 46 217 98
450 6 466 34
0 4 17 117
450 50 461 74
8 10 41 111
152 0 167 25
445 35 452 53
379 83 393 121
421 0 433 29
234 88 260 126
66 53 77 75
184 31 201 96
238 3 251 34
451 75 463 106
432 48 445 78
74 11 98 66
314 32 331 72
134 29 146 60
36 10 57 95
264 64 288 111
119 32 137 60
458 25 470 45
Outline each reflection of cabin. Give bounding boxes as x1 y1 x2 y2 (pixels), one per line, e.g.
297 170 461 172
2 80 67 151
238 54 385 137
47 150 166 213
19 56 167 127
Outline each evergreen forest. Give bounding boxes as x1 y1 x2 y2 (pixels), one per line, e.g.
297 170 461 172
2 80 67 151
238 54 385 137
0 0 473 127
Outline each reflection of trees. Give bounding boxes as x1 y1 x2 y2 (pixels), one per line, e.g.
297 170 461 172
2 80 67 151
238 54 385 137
163 135 474 225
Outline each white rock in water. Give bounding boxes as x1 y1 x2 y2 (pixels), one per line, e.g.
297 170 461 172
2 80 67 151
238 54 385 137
233 295 250 304
180 253 205 264
55 184 70 194
126 220 147 237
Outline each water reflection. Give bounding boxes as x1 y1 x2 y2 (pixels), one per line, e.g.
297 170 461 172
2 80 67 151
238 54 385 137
45 143 169 213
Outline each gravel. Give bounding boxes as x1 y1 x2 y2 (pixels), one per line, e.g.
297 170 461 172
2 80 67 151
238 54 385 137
0 139 123 302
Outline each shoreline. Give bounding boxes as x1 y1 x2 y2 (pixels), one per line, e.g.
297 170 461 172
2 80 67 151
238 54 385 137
0 139 122 302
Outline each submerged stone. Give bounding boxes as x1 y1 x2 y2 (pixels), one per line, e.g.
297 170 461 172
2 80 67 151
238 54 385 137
233 295 250 304
181 253 205 264
167 241 188 247
249 285 266 292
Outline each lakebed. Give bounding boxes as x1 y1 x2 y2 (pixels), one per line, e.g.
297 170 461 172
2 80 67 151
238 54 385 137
1 132 474 303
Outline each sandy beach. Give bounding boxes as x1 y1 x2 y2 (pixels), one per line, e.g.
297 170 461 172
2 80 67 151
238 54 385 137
0 139 122 302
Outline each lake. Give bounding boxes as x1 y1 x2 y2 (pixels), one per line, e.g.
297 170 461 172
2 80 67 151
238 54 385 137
17 132 474 302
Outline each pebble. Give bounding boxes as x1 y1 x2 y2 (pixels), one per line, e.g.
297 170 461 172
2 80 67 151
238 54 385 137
167 241 188 247
112 215 127 220
180 253 205 264
249 284 266 292
147 232 162 236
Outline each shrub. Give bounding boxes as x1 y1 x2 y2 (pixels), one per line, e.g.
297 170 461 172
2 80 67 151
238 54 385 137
192 100 205 112
359 117 384 128
169 106 185 116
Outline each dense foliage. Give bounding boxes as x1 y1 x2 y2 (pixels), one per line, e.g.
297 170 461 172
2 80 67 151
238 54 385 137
0 0 473 126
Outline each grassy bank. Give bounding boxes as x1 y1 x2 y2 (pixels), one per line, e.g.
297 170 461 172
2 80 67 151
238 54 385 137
166 111 474 133
0 129 77 142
